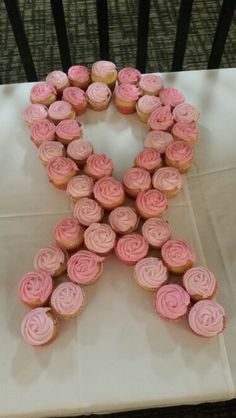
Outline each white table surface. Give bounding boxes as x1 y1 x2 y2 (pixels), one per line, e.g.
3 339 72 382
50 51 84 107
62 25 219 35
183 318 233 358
0 68 236 418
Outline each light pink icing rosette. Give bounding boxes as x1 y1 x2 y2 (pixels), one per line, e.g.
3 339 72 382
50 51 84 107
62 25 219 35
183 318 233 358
135 148 161 172
55 119 82 142
142 218 171 248
161 239 195 272
68 65 90 88
62 86 87 114
188 300 225 337
108 206 139 234
155 284 190 320
123 167 151 196
38 141 65 164
66 174 94 200
34 245 67 276
137 95 161 114
93 177 125 209
73 197 104 226
115 83 140 102
173 103 200 123
144 130 174 153
159 87 185 107
84 153 113 179
148 105 174 131
53 217 83 243
31 119 56 147
136 189 167 218
183 267 217 300
23 104 48 125
115 233 149 265
47 157 77 180
84 223 116 255
172 121 198 144
134 257 168 290
67 139 93 164
46 70 69 91
48 100 75 123
165 140 193 167
18 271 53 307
21 307 57 346
139 74 163 95
67 250 105 284
86 82 112 107
51 282 85 317
152 167 183 195
30 82 57 104
118 67 141 85
92 60 116 77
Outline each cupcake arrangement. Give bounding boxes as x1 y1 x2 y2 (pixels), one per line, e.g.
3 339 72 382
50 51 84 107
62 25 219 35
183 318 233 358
19 62 225 346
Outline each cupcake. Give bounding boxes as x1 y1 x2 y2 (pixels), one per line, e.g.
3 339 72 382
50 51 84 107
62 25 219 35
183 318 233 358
34 245 68 278
38 141 65 166
152 167 183 198
67 250 104 285
46 70 70 95
144 130 174 154
159 87 185 108
172 122 198 145
134 257 168 291
91 60 117 91
142 218 171 249
47 156 78 189
18 271 53 308
93 176 125 210
84 153 113 179
30 82 57 106
108 206 139 235
66 174 94 202
114 83 140 114
115 233 149 266
68 65 91 90
136 189 167 219
84 223 116 256
66 139 93 166
155 284 190 320
173 103 200 123
183 267 217 301
51 282 85 319
86 82 112 111
73 197 104 226
21 307 58 346
23 103 48 126
55 119 83 146
139 74 163 96
134 148 162 173
188 300 225 337
118 67 141 85
30 119 56 147
62 86 87 115
136 95 161 123
53 217 84 251
148 105 173 131
165 140 193 173
161 239 195 274
123 167 151 198
48 100 75 125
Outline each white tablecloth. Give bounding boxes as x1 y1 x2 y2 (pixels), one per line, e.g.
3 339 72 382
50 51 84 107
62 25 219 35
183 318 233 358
0 68 236 418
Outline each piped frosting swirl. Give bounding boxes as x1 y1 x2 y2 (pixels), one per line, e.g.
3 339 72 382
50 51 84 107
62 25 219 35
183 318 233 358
155 284 190 320
73 198 104 226
84 223 116 255
21 307 56 346
134 257 168 290
67 250 104 284
188 300 225 337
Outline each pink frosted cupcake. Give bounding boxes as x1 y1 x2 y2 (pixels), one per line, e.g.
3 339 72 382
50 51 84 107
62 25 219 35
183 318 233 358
21 307 58 346
173 103 200 123
91 60 117 91
73 197 104 226
118 67 141 85
84 153 113 179
152 167 183 198
30 82 57 106
136 189 167 219
172 122 198 145
68 65 91 90
155 284 190 320
136 95 161 123
30 119 56 147
159 87 185 108
66 174 94 202
34 245 68 278
93 176 125 210
53 217 84 251
18 271 53 308
139 74 163 96
23 103 48 126
55 119 82 145
114 83 140 114
134 148 162 173
66 139 93 166
165 140 193 173
134 257 168 291
115 233 149 266
142 218 171 248
47 156 78 189
51 282 85 319
148 105 173 131
86 82 112 111
48 100 75 125
62 86 87 115
123 167 151 198
38 140 65 166
108 206 139 235
183 267 217 301
161 239 195 274
188 300 225 337
84 223 116 256
67 250 105 285
46 70 70 94
144 130 174 154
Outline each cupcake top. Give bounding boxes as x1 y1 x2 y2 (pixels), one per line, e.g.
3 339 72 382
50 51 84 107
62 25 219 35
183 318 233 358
23 103 48 125
48 100 74 121
38 141 65 164
62 86 87 106
134 257 168 290
86 82 112 104
46 70 69 90
155 284 190 320
84 223 116 255
93 176 125 207
173 103 200 123
21 307 56 346
172 121 198 143
137 95 161 114
148 105 173 131
115 233 149 264
47 157 77 180
144 130 174 154
135 148 161 172
161 239 195 268
165 140 193 164
85 153 113 178
18 271 53 306
108 206 139 234
34 245 67 276
115 83 140 101
67 139 93 162
136 189 167 217
51 282 84 316
67 250 105 284
152 167 183 192
30 82 56 103
68 65 90 84
66 174 94 200
188 300 225 337
183 267 217 300
31 119 56 146
53 217 83 243
73 197 104 226
92 60 116 77
56 119 82 141
118 67 141 85
142 218 171 248
123 167 151 192
159 87 185 107
139 74 163 94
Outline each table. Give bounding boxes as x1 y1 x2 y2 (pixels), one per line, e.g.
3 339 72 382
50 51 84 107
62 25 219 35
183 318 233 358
0 69 236 418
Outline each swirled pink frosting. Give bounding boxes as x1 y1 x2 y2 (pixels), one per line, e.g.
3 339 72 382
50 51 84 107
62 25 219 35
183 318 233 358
38 141 65 163
34 245 67 275
21 307 56 346
18 271 53 305
165 140 193 164
73 198 104 226
152 167 183 192
134 257 168 290
67 250 104 284
148 105 173 131
62 86 87 107
48 100 73 121
115 83 140 102
123 167 151 192
87 82 112 105
135 148 161 171
159 87 185 107
139 74 163 94
161 239 195 268
84 223 116 255
47 157 77 180
67 139 93 162
108 206 138 234
137 95 161 114
155 284 190 320
66 174 94 199
31 119 56 146
118 67 141 85
56 119 82 141
93 177 125 206
46 70 69 90
115 233 149 265
53 217 83 243
30 82 56 103
173 103 200 123
142 218 171 248
92 61 116 77
172 121 198 143
136 189 167 217
68 65 90 84
51 282 84 316
183 267 217 299
188 300 225 337
85 153 113 178
144 130 174 153
23 104 48 125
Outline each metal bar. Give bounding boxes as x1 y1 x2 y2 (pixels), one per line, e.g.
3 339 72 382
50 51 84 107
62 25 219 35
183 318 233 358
96 0 110 60
50 0 72 72
136 0 151 73
172 0 194 72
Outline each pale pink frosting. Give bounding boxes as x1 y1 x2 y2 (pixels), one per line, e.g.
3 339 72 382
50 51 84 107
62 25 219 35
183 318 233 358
86 82 112 105
148 105 173 131
73 198 104 226
115 233 149 265
161 239 195 268
30 82 56 103
85 153 113 178
183 267 217 299
93 177 125 207
51 282 84 315
115 83 140 102
67 250 104 284
38 141 65 163
92 61 116 77
123 167 151 192
53 217 82 243
34 245 67 275
46 70 69 90
21 307 56 346
118 67 141 85
56 119 82 141
139 74 163 94
155 284 190 320
134 257 168 290
68 65 90 84
62 86 87 107
152 167 183 192
159 87 185 107
142 218 171 248
136 189 167 217
188 300 225 337
48 100 74 121
173 103 200 123
84 223 116 255
108 206 138 234
47 157 77 180
172 122 198 143
144 130 174 153
31 119 56 146
66 174 94 199
23 104 48 125
137 95 161 114
135 148 161 171
18 271 53 305
67 139 93 163
165 140 193 164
